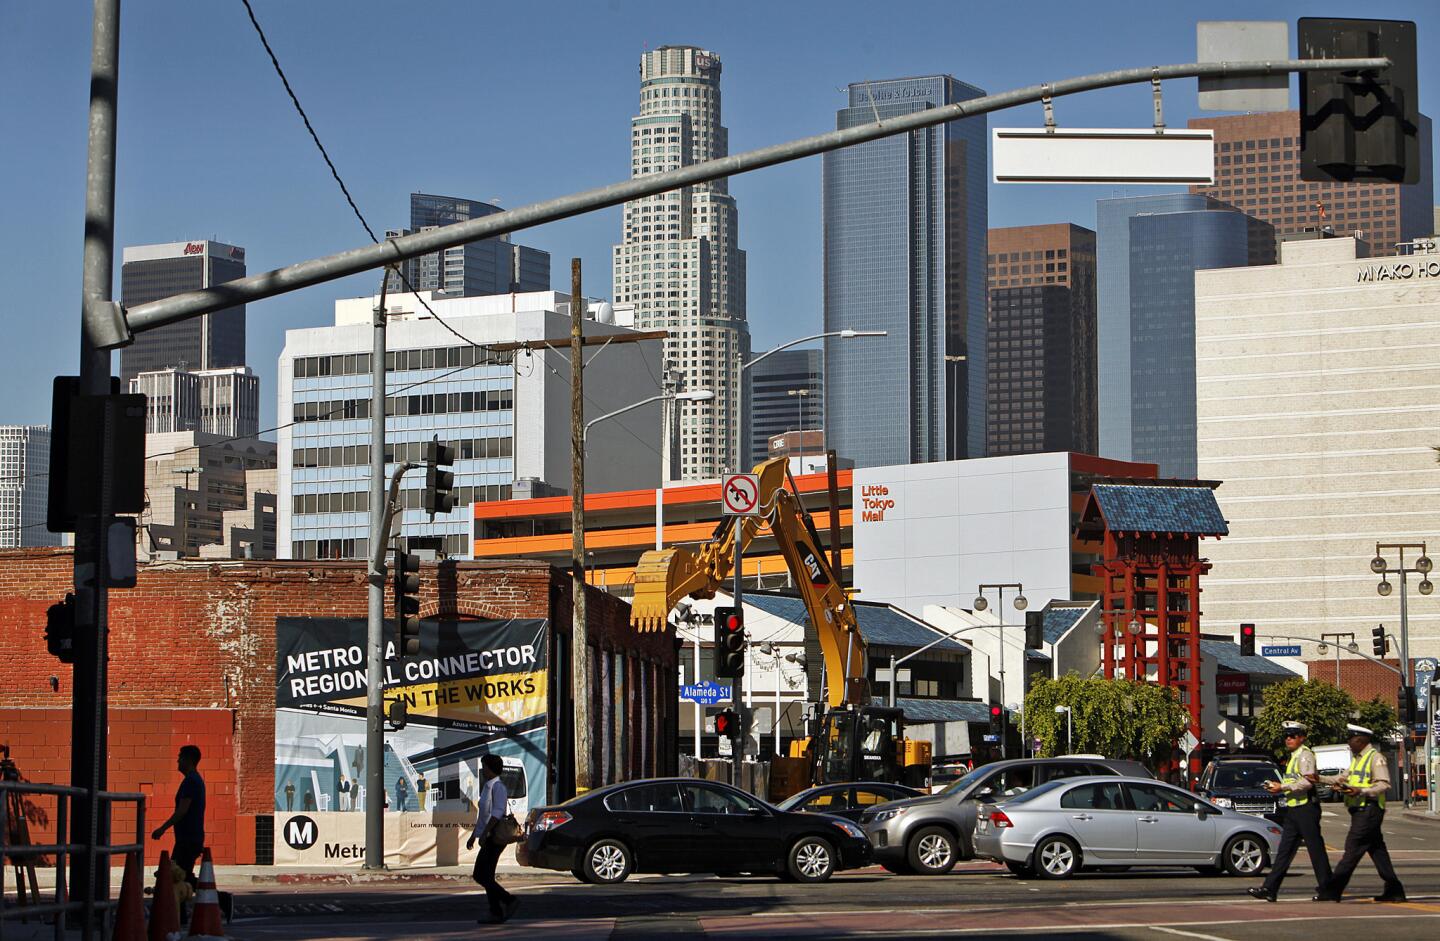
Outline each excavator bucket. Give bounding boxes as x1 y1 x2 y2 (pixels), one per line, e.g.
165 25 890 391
629 547 688 632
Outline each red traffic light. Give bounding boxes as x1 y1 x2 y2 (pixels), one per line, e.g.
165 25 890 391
990 705 1003 718
1240 624 1254 637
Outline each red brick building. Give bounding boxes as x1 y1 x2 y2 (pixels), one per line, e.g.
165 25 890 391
1301 657 1411 709
0 549 674 864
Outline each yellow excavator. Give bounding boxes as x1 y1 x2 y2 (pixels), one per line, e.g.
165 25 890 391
630 458 931 791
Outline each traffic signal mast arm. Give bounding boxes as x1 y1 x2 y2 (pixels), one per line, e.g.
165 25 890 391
630 457 867 709
367 461 420 584
1246 629 1404 678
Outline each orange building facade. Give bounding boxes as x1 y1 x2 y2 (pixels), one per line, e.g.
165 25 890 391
473 470 853 593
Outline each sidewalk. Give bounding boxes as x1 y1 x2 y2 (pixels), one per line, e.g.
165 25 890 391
1400 807 1440 827
21 855 528 893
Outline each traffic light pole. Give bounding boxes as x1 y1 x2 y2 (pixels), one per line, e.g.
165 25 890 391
733 524 743 788
570 259 593 796
363 271 390 869
72 0 120 923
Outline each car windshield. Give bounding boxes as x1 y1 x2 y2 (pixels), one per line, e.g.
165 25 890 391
996 779 1066 805
1213 765 1280 789
940 765 993 796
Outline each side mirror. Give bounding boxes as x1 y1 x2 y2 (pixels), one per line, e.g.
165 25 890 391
1196 806 1209 820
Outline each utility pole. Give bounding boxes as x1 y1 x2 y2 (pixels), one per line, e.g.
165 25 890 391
363 270 390 869
72 0 120 920
570 259 592 795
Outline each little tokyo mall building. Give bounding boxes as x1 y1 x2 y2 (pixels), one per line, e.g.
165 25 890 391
0 549 676 866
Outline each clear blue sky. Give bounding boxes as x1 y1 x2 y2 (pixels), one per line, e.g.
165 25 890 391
2 1 1436 428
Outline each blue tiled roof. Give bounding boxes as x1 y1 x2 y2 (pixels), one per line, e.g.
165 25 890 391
1092 484 1228 536
873 697 993 723
1200 639 1298 678
744 593 968 653
1042 606 1090 645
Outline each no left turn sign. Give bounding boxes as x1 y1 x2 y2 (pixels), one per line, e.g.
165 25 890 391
721 474 761 516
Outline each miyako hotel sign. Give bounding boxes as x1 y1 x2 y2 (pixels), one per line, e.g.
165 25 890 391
1356 257 1440 282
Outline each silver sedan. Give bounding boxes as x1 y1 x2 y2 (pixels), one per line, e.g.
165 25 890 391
973 775 1282 880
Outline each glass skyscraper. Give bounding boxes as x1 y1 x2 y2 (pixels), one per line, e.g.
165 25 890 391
386 193 549 297
823 76 987 468
119 240 247 383
747 349 823 461
1097 195 1274 477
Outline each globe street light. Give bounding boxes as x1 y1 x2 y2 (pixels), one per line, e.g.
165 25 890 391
734 330 886 472
1370 540 1432 809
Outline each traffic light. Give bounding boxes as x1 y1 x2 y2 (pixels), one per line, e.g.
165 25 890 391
422 436 456 518
393 545 421 655
713 605 745 678
1299 18 1419 184
45 593 76 664
1024 611 1044 651
714 708 739 740
1239 623 1256 658
1400 684 1417 726
989 704 1005 738
1372 624 1388 657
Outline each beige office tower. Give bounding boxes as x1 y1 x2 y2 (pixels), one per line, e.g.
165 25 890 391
1195 237 1440 660
613 46 749 480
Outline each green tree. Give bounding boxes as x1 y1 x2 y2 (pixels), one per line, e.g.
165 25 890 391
1022 675 1189 763
1353 695 1400 742
1253 678 1357 757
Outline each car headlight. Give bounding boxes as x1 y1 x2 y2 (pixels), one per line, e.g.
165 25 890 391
831 820 866 839
1212 797 1233 809
871 807 907 823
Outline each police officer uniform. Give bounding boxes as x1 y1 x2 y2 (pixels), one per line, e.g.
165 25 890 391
1316 724 1406 902
1249 721 1331 902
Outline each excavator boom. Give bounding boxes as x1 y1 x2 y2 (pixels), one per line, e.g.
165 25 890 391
628 458 867 708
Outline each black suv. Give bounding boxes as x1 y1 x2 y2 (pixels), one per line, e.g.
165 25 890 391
1196 755 1282 821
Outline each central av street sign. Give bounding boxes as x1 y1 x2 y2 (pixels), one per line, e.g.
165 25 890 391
1262 645 1302 657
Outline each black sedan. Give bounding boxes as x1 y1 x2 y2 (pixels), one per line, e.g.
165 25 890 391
517 777 873 884
776 782 923 822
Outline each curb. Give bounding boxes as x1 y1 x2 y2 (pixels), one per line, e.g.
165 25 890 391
242 867 527 885
1399 810 1440 827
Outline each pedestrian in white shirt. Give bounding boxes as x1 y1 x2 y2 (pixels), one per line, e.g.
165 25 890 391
466 754 518 923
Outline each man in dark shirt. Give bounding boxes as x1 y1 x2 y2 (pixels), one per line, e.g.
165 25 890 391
152 744 206 887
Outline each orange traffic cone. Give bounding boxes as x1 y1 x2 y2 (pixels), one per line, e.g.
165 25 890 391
149 850 181 941
113 850 146 941
185 848 225 939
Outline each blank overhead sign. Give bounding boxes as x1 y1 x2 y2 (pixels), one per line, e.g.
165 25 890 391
1197 21 1290 112
992 128 1215 185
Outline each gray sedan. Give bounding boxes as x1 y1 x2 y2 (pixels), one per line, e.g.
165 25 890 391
972 776 1281 880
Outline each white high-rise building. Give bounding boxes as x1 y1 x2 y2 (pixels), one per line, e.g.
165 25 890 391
613 45 749 480
1196 237 1440 659
129 366 260 438
0 425 60 548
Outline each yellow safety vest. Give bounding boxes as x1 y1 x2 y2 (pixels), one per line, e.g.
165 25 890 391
1344 747 1385 810
1282 745 1313 807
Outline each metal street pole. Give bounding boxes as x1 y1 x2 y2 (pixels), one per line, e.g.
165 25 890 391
570 260 592 795
362 271 390 869
72 0 120 923
117 60 1389 343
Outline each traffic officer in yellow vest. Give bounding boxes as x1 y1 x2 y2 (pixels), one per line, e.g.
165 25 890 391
1247 721 1332 901
1314 724 1406 902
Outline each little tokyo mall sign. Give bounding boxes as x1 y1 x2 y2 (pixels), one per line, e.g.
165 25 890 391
860 484 896 522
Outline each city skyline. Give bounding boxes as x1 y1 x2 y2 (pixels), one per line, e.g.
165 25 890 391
8 2 1437 427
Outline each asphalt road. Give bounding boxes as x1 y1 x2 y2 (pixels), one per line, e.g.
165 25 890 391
229 813 1440 940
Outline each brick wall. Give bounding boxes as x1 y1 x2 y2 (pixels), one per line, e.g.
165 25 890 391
1 708 234 865
1301 657 1412 707
0 550 666 864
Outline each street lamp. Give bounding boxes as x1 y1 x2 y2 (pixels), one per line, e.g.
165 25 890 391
584 389 714 554
1371 541 1432 808
974 583 1028 753
1055 705 1073 756
786 388 811 468
734 330 886 473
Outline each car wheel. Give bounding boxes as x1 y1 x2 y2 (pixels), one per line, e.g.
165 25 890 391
580 839 633 884
1006 861 1035 878
1033 835 1081 880
906 827 957 875
786 836 836 883
881 861 914 875
1221 834 1268 877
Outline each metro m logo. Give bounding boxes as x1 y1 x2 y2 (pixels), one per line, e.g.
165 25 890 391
283 814 318 850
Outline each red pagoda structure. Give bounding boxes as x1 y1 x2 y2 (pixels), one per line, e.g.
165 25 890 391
1077 482 1229 769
